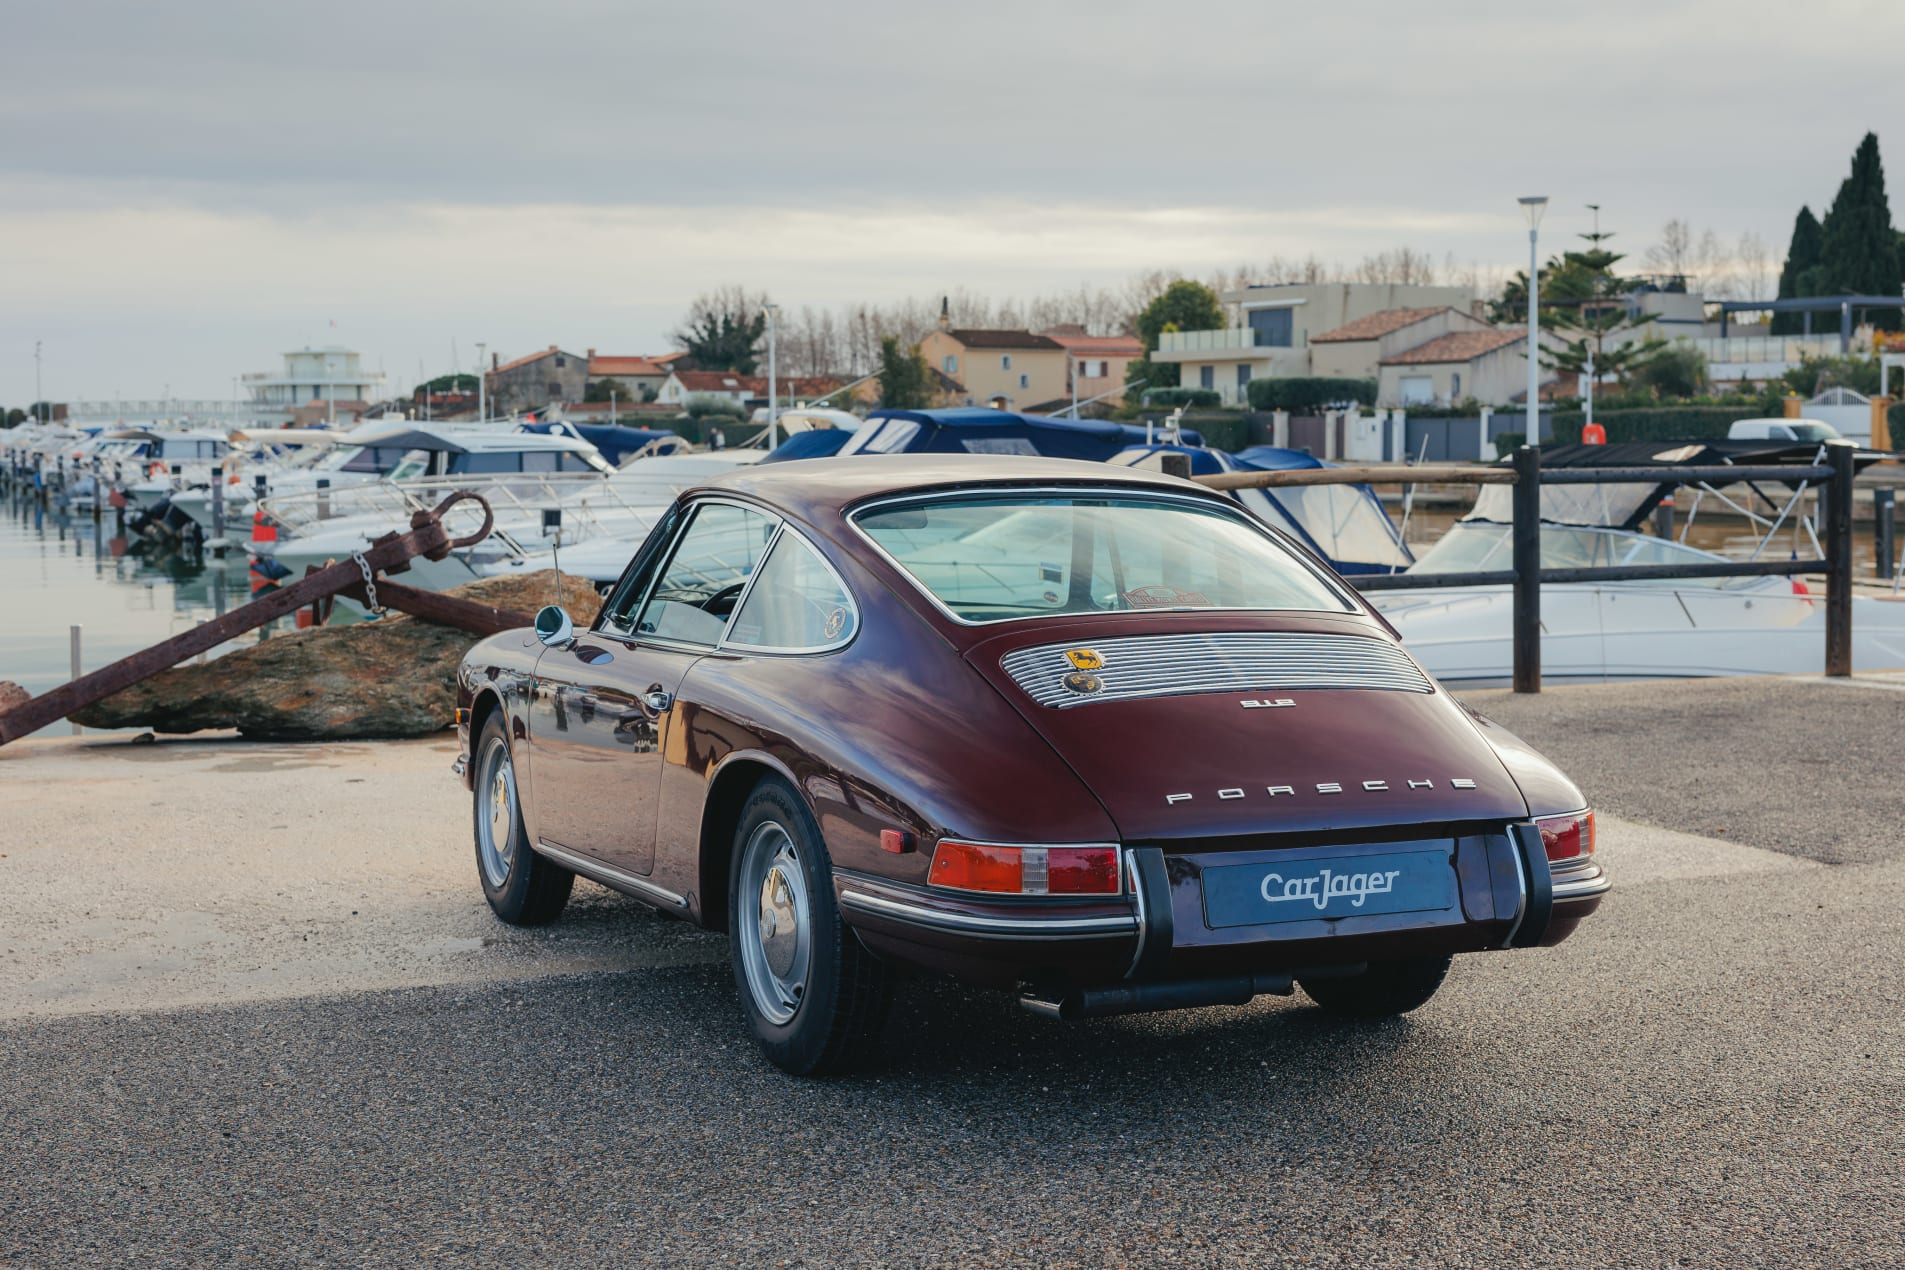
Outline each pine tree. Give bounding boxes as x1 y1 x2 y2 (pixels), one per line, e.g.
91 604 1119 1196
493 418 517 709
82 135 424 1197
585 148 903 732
1818 132 1902 331
1537 221 1667 383
1772 206 1824 335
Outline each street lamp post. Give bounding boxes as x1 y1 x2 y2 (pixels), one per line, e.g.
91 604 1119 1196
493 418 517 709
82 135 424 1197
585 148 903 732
1518 196 1549 446
765 303 781 450
476 342 487 422
34 340 43 420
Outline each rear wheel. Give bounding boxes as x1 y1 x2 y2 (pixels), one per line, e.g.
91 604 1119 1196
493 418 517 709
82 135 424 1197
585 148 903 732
1299 955 1451 1018
729 777 892 1076
473 715 573 926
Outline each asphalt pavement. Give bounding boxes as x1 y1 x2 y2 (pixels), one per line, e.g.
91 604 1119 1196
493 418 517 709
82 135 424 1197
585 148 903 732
3 678 1903 1267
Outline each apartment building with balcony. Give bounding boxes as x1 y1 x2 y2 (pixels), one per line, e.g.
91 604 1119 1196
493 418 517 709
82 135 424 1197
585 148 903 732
1150 282 1477 405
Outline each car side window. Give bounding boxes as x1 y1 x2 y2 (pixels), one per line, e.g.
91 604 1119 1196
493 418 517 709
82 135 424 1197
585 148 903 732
632 502 778 645
727 532 857 651
599 504 685 633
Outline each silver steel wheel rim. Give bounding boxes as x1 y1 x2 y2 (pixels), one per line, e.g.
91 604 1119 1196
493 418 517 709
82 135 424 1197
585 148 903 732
476 735 517 889
737 820 812 1026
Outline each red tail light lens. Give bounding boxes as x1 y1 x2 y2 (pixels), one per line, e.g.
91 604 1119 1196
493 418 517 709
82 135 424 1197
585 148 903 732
928 841 1122 895
1536 810 1595 863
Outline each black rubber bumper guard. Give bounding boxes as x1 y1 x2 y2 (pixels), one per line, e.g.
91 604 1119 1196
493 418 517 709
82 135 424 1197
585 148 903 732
1020 830 1555 1021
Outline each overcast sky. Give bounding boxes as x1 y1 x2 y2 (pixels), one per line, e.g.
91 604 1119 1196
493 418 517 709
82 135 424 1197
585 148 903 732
2 0 1897 403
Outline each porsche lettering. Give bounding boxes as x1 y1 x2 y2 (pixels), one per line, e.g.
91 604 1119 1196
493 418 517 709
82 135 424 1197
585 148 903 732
1163 778 1476 806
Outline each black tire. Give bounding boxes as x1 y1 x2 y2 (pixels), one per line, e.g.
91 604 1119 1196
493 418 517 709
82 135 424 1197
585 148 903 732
728 777 892 1076
1299 955 1451 1018
472 714 573 926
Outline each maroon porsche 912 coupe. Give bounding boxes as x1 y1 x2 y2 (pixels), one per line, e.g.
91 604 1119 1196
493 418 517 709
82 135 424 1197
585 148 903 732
454 455 1605 1075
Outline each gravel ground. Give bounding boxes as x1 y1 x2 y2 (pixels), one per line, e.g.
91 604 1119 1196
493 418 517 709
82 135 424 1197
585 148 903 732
2 680 1902 1267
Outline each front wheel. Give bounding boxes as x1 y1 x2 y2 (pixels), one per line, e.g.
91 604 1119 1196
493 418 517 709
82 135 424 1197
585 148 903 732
473 715 573 926
729 778 892 1076
1298 955 1451 1018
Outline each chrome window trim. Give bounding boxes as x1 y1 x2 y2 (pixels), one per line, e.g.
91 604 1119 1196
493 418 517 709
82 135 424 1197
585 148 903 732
846 485 1358 629
619 496 784 653
838 889 1138 940
717 520 863 657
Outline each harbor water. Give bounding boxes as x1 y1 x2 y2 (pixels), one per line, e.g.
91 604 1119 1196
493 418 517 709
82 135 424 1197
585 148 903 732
1 488 294 738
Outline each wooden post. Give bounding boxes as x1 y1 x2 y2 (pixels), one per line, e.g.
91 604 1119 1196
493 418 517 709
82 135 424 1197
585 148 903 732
1512 445 1542 694
1824 444 1855 677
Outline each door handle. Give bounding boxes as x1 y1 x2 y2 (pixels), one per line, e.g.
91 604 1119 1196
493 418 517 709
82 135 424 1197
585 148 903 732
644 689 673 712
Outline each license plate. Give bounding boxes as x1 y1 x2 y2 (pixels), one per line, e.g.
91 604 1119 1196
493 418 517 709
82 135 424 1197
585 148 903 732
1201 845 1458 929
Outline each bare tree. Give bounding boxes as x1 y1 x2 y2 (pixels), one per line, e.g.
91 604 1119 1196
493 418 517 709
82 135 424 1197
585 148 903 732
1735 231 1773 301
1644 219 1695 279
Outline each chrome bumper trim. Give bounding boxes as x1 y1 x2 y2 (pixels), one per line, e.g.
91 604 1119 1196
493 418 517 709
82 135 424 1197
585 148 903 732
451 753 468 778
839 889 1138 941
534 839 688 911
1550 860 1611 902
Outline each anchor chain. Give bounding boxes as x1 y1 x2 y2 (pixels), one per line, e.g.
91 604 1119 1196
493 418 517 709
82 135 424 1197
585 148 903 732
351 551 388 618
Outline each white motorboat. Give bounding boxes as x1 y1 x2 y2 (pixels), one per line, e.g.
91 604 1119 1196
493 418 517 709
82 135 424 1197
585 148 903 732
260 446 759 592
1375 441 1905 683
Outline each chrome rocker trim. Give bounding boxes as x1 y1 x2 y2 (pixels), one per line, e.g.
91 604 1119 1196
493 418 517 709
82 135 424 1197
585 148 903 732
838 889 1139 941
534 839 689 912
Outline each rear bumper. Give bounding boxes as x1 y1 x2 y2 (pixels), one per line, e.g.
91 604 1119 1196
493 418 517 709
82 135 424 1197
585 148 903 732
839 826 1606 993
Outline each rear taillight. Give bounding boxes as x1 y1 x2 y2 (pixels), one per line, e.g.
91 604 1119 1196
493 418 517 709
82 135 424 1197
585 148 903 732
928 840 1122 895
1535 810 1595 863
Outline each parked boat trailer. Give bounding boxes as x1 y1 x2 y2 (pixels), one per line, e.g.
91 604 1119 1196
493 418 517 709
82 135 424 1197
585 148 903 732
0 492 514 747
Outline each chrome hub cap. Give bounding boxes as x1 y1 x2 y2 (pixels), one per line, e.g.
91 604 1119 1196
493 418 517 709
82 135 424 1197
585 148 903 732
738 821 811 1025
476 735 517 889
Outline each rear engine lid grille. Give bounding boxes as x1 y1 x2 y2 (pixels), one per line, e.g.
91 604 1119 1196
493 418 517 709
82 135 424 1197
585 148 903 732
1001 631 1433 709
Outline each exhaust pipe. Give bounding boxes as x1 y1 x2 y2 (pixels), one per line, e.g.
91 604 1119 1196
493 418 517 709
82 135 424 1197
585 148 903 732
1021 972 1298 1021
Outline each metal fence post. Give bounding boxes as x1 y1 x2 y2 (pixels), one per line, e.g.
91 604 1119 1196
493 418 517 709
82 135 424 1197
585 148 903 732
1825 444 1854 676
210 464 225 555
1512 445 1542 693
1874 488 1894 581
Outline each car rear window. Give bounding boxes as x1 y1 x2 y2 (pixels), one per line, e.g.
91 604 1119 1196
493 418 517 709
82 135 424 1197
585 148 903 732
854 493 1352 623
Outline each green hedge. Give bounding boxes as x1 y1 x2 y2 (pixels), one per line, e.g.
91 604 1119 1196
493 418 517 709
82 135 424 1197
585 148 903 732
1141 387 1222 408
1246 377 1376 411
1135 410 1255 452
1545 406 1744 447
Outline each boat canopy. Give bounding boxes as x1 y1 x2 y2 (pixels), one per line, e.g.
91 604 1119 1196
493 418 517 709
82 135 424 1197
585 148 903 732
1109 443 1414 575
761 429 855 462
1464 440 1884 530
520 420 681 466
837 408 1202 462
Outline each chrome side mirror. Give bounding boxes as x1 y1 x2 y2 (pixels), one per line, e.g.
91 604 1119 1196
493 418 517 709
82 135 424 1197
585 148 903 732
534 605 574 648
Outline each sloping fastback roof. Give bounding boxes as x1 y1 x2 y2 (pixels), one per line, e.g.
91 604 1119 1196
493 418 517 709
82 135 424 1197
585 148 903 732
947 329 1065 351
1381 329 1525 366
1311 307 1450 344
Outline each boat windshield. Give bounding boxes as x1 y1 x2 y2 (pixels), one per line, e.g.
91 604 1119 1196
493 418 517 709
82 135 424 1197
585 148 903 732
855 493 1353 623
1411 521 1748 588
1784 423 1841 443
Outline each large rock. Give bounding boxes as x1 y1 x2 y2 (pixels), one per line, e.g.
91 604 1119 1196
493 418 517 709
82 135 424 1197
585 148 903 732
69 570 604 741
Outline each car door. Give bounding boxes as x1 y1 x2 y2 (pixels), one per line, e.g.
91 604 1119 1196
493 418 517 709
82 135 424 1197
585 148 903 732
529 500 778 877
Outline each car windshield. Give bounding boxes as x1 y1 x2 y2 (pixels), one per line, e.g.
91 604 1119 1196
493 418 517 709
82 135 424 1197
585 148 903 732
854 493 1352 623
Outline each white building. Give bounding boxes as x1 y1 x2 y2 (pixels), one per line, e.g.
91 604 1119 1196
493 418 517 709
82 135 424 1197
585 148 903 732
242 346 386 408
1151 282 1479 405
